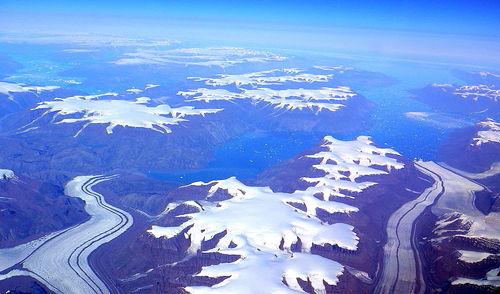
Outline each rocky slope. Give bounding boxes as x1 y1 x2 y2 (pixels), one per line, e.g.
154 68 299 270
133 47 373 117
94 135 431 293
411 84 498 116
0 169 88 248
0 78 373 183
421 121 500 293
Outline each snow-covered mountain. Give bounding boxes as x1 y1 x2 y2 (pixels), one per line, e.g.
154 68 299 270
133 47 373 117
147 136 404 293
439 118 500 173
104 135 429 293
32 93 221 136
112 47 286 67
0 81 60 101
0 70 372 180
179 86 355 113
0 169 15 180
412 83 499 116
473 119 500 146
0 81 75 121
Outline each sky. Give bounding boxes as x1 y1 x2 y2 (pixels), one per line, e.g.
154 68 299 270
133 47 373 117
1 0 499 65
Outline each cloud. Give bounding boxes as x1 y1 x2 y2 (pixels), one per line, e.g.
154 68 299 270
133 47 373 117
113 47 286 68
0 32 176 48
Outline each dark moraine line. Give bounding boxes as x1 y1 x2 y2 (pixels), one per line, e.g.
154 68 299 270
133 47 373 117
0 175 133 294
375 161 445 294
67 176 130 294
81 176 129 294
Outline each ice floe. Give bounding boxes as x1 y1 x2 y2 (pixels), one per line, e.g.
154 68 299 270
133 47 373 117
149 136 404 293
113 47 286 67
32 93 221 136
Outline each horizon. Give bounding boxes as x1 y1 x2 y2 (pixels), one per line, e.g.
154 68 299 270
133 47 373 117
1 0 499 67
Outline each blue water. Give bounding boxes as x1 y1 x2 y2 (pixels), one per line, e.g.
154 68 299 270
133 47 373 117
148 131 323 184
0 42 488 183
351 58 471 160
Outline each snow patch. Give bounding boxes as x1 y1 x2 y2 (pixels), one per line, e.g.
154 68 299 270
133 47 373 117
32 93 221 136
473 118 500 145
433 84 499 102
454 85 500 101
179 86 356 114
0 81 59 101
0 169 15 180
189 69 332 87
113 47 286 68
313 65 353 73
62 49 97 53
452 267 500 287
458 250 495 263
145 84 160 89
301 136 404 199
477 71 500 79
126 88 143 94
149 136 404 293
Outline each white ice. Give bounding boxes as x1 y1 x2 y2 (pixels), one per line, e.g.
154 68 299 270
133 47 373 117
149 136 404 293
313 65 353 73
452 267 500 287
189 69 332 87
0 169 15 180
179 87 356 114
473 118 500 145
0 176 133 294
32 93 221 136
0 81 59 100
458 250 496 263
113 47 286 68
433 84 499 102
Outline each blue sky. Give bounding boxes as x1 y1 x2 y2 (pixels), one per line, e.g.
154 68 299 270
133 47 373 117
1 0 499 36
1 1 499 65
